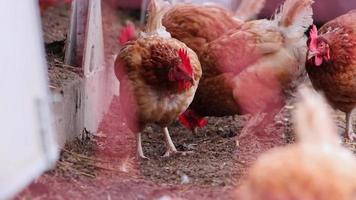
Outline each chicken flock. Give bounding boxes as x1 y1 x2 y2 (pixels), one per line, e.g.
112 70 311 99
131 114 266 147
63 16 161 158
114 0 356 199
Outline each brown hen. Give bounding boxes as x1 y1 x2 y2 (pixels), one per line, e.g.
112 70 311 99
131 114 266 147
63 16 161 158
114 0 202 158
162 0 265 57
183 0 314 136
306 10 356 141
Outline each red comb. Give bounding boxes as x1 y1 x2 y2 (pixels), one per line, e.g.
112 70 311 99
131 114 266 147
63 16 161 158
198 118 208 128
309 25 318 50
119 23 136 46
178 49 193 76
179 112 194 130
179 110 208 130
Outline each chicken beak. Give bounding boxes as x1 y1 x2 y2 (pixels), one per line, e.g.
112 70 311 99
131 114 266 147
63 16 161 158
182 72 194 84
188 76 194 84
307 51 316 60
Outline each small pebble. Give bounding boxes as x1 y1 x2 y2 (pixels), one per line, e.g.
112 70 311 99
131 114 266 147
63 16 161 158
157 196 172 200
181 174 190 184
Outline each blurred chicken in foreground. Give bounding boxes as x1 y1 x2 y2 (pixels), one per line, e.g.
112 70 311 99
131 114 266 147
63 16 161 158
163 0 265 58
236 86 356 200
306 10 356 141
114 0 202 158
182 0 314 136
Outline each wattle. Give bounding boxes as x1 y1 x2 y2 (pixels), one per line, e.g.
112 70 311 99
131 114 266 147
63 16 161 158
315 55 323 66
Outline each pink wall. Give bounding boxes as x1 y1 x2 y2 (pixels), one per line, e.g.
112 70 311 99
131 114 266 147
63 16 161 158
105 0 356 23
104 0 142 9
259 0 356 23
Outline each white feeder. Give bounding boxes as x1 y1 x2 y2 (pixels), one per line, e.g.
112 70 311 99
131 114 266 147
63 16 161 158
0 1 58 199
82 0 117 133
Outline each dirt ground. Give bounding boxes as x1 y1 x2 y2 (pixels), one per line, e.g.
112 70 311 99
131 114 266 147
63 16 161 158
41 4 71 44
42 3 82 91
15 2 356 200
16 96 355 200
140 115 244 186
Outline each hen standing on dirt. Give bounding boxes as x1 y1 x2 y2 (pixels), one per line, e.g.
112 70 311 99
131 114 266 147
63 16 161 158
162 0 265 132
306 11 356 141
114 0 202 158
182 0 314 136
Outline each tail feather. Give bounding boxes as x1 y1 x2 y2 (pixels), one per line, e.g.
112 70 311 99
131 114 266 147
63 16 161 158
273 0 314 38
293 86 339 145
145 0 172 38
234 0 266 21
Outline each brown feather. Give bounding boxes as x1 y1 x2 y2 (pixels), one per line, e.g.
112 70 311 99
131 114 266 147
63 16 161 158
306 11 356 112
163 4 243 56
191 73 241 117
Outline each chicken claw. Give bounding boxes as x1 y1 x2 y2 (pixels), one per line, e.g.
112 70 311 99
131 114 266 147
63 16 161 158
162 127 179 157
348 132 356 141
162 149 179 157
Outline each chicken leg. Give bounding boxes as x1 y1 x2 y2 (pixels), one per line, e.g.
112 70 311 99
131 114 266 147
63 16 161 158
137 132 148 159
346 109 356 141
193 127 198 136
162 127 178 157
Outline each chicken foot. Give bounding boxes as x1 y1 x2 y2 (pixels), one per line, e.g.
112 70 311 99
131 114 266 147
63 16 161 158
345 109 356 141
162 127 179 157
137 132 148 159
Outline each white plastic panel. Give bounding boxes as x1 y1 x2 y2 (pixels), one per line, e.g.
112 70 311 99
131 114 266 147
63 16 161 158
82 0 117 133
0 1 58 199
